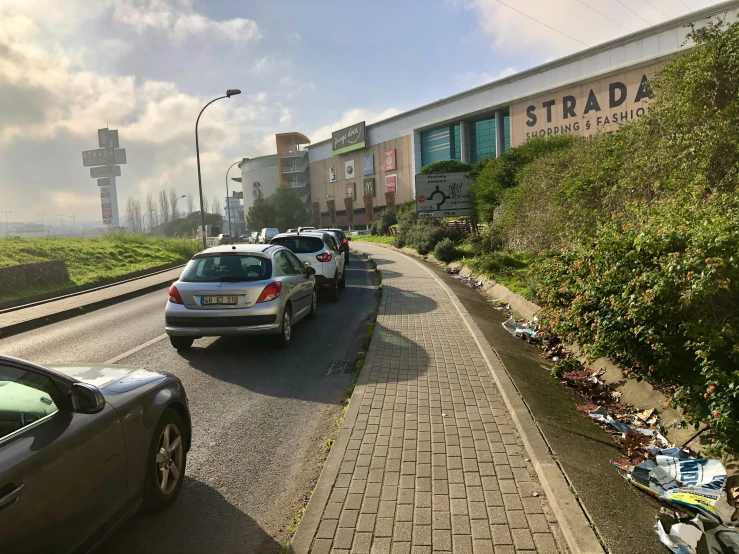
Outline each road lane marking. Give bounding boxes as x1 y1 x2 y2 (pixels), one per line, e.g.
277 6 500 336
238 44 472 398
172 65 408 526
104 333 168 364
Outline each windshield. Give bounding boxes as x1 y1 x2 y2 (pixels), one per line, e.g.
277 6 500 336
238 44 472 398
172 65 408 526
271 236 324 254
180 254 272 282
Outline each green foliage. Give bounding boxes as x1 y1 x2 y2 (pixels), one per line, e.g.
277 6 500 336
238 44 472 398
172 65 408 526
163 212 222 238
533 190 739 451
552 357 579 380
404 221 461 255
471 134 580 222
419 159 472 175
461 250 536 298
393 201 419 248
351 235 394 244
371 210 397 236
246 185 310 232
0 233 200 301
433 238 459 263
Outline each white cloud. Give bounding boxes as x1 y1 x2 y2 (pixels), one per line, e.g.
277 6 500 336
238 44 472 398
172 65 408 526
112 0 261 43
455 66 517 90
308 108 402 144
458 0 725 59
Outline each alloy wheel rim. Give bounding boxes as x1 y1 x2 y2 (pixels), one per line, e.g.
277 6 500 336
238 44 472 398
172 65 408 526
156 423 183 495
284 311 291 341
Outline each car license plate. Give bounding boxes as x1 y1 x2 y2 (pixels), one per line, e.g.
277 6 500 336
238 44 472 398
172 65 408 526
201 295 238 305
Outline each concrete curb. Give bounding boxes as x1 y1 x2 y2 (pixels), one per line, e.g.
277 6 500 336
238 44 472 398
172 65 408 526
291 253 383 554
0 275 179 339
364 244 605 554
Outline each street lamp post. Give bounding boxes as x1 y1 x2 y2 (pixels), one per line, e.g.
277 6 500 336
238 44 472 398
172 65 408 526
195 89 241 249
226 160 241 238
38 212 47 232
57 214 65 235
1 210 11 237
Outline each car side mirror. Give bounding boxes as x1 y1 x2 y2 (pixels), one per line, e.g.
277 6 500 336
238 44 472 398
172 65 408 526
71 383 106 414
304 266 316 276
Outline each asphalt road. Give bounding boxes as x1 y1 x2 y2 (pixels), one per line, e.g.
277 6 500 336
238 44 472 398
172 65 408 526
0 254 377 554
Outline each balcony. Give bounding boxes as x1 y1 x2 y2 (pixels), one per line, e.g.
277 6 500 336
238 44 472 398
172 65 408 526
281 162 307 174
280 147 308 159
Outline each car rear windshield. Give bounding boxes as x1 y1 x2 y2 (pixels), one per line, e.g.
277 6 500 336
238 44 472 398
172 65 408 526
271 236 324 254
180 254 272 282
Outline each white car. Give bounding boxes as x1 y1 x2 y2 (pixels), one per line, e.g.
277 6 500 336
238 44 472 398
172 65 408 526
270 232 345 301
259 228 279 243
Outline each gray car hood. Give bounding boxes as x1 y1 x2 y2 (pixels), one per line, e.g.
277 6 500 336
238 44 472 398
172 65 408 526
47 364 168 393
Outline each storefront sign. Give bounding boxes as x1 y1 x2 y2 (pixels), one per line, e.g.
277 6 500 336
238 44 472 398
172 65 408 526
327 199 337 226
363 154 374 176
385 191 396 212
363 194 374 224
332 121 366 155
385 174 397 193
97 178 111 187
363 177 375 197
329 166 337 183
415 172 473 218
510 62 661 145
344 197 354 225
82 147 126 167
384 149 396 171
345 159 355 179
345 183 356 200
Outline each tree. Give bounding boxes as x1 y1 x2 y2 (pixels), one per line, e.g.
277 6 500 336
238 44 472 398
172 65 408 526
146 191 157 231
245 185 309 231
126 197 143 232
169 188 180 221
186 194 194 216
246 195 277 231
202 196 209 214
418 159 472 175
212 197 221 217
158 189 170 225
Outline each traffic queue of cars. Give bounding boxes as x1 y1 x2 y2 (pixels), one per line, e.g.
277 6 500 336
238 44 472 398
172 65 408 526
164 228 351 350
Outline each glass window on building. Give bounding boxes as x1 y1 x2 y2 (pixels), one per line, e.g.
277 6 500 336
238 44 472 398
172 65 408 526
421 124 461 166
469 118 496 163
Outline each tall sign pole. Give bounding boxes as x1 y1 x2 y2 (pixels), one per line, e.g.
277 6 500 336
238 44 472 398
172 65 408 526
83 128 126 228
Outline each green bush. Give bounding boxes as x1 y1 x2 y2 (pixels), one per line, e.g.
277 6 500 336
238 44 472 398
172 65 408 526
393 201 419 248
371 210 397 236
433 238 459 262
533 190 739 451
404 221 460 255
419 159 472 175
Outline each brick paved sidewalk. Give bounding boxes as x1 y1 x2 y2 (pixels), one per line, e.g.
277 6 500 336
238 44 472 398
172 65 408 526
295 245 565 554
0 266 182 335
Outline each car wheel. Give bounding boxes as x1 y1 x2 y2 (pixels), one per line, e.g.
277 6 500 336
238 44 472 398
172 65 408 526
275 305 292 347
327 275 339 302
308 288 318 319
169 336 193 350
338 268 346 289
143 408 187 513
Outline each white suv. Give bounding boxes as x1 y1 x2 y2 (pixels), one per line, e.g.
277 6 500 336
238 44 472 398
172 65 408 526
270 232 345 300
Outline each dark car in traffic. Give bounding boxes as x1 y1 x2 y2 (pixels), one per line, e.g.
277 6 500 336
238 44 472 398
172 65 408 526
0 355 191 554
318 228 350 265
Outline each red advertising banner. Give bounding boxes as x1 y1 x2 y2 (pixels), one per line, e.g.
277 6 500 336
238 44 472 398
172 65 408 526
102 207 113 215
384 149 396 171
385 174 397 193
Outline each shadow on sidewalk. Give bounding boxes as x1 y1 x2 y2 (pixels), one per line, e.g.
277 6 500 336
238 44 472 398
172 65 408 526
98 477 281 554
381 286 438 315
364 321 430 382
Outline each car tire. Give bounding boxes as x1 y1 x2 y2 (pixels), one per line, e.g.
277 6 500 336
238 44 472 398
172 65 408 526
275 305 292 347
308 288 318 319
143 408 188 513
327 275 339 302
338 269 346 289
170 336 193 350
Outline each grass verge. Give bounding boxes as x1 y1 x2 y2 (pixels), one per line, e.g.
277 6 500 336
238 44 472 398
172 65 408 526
350 235 394 245
0 233 200 302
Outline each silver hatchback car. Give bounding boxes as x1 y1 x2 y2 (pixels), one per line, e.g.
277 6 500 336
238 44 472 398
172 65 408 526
165 244 317 349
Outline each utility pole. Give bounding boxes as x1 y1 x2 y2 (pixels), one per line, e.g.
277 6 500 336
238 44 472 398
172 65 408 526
57 214 65 235
70 214 77 235
1 210 11 237
38 212 47 230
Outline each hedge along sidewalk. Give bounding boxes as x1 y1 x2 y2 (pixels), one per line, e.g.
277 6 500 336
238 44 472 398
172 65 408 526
0 266 183 338
293 243 601 554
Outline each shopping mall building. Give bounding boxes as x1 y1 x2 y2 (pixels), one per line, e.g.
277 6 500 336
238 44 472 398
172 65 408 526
241 0 738 229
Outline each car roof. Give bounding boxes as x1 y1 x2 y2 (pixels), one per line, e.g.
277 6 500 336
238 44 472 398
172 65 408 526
272 231 328 240
197 244 279 256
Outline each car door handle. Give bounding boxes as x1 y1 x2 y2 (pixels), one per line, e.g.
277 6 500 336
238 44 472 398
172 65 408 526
0 484 24 511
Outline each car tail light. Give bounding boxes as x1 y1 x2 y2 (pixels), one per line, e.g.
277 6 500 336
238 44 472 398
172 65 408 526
316 252 332 262
341 238 347 245
257 281 282 303
168 284 184 304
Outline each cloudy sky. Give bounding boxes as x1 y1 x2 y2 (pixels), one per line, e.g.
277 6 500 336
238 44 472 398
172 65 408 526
0 0 727 225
